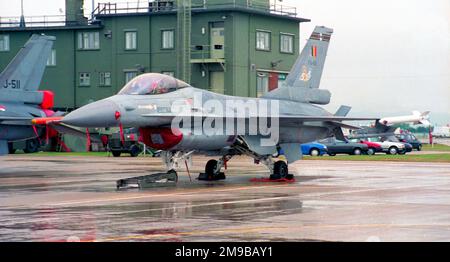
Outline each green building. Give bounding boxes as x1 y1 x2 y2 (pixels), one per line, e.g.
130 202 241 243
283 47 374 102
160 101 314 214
0 0 309 110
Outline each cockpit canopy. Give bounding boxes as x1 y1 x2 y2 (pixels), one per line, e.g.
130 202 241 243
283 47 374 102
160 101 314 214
118 73 189 95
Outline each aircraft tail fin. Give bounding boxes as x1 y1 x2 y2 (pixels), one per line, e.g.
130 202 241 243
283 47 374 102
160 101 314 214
0 34 55 92
285 26 333 88
262 26 333 105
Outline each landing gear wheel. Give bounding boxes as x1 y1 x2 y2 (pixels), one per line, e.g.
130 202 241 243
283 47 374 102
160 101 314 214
198 159 226 181
205 159 218 179
112 150 121 157
270 161 289 180
24 138 40 153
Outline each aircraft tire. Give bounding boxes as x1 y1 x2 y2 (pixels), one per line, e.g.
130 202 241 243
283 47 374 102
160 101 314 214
24 139 40 154
272 161 288 179
205 159 218 180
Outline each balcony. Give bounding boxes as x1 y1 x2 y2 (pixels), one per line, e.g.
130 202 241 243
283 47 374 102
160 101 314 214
93 0 299 19
191 44 226 70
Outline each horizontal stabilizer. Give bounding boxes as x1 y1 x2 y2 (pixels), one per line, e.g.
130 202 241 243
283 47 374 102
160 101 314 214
334 105 352 117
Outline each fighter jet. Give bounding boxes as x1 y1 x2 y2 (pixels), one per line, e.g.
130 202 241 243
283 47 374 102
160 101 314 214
0 34 58 155
35 26 376 180
349 111 431 140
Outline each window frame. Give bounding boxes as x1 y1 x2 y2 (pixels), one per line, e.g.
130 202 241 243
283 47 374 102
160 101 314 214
99 72 112 87
77 32 100 50
124 70 138 85
79 72 91 87
46 49 57 66
161 29 175 50
256 30 271 52
280 33 294 54
124 30 137 50
0 34 10 52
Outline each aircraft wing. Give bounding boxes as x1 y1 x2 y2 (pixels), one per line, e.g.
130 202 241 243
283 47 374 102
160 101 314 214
141 113 377 124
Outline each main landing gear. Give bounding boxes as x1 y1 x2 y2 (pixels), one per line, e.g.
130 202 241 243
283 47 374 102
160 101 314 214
233 138 294 181
198 156 231 181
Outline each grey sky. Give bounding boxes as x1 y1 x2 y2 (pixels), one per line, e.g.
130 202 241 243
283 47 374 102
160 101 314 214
1 0 449 124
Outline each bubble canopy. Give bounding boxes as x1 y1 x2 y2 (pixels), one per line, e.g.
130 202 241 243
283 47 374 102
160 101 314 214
118 73 190 95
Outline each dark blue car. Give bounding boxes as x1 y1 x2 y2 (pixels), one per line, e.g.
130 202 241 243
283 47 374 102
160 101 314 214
301 142 328 156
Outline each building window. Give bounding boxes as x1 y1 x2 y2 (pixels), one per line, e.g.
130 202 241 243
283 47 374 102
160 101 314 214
124 71 138 84
125 31 137 50
46 49 56 66
78 32 100 50
99 72 111 86
256 72 269 97
280 34 294 54
161 30 174 49
256 31 270 51
0 35 10 51
162 71 174 77
79 73 91 86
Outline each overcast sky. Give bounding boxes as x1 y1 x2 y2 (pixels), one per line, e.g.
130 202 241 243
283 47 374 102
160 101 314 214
1 0 449 124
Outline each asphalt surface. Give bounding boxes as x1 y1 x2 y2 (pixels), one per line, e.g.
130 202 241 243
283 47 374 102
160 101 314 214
1 154 450 242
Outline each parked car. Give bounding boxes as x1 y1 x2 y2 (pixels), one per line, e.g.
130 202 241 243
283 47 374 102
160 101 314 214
320 138 368 156
366 137 406 155
301 142 328 156
348 139 383 155
396 133 422 151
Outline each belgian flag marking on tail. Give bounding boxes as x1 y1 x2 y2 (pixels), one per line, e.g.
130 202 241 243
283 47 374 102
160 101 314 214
311 45 317 58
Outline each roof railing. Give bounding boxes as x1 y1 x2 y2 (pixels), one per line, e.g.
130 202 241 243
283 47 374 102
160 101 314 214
94 1 298 18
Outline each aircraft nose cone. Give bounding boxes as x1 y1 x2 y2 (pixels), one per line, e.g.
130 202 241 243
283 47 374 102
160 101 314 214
62 100 121 127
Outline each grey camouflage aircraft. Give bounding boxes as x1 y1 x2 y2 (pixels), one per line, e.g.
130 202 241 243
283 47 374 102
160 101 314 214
37 26 376 180
0 34 56 155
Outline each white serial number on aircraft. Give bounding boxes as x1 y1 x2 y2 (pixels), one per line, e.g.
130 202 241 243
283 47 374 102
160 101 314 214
3 79 21 89
175 246 272 259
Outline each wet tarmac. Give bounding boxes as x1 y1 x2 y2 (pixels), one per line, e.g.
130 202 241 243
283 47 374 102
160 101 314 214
1 155 450 242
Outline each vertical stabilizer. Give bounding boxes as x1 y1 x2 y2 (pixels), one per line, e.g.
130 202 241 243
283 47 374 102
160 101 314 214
285 26 333 89
0 34 55 91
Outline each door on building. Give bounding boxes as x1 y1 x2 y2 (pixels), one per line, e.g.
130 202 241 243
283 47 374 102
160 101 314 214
210 22 225 59
256 72 269 97
210 71 225 94
268 72 279 92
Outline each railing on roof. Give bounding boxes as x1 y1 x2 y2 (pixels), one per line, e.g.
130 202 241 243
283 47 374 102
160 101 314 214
0 15 89 28
93 0 297 18
0 15 83 28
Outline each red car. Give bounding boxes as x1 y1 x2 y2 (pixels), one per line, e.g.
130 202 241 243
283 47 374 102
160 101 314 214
349 139 382 155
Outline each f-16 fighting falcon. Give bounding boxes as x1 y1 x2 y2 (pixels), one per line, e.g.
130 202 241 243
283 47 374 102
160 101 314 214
0 34 58 155
34 26 377 181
